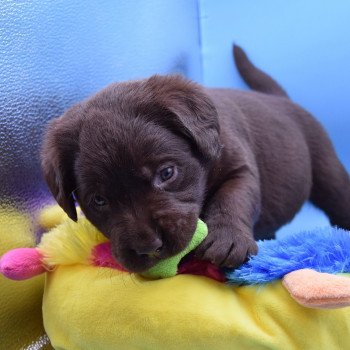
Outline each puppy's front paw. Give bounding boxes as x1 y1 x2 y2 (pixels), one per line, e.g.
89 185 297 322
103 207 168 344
195 226 258 268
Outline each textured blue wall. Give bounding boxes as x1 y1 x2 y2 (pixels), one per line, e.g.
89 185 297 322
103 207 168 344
0 0 201 210
199 0 350 234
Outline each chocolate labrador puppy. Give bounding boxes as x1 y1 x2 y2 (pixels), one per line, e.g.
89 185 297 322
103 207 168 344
41 45 350 272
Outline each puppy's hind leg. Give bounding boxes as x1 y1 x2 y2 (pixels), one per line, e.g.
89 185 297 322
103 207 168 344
309 130 350 230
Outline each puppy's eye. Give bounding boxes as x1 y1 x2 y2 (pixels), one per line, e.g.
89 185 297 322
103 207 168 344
159 166 175 182
93 195 108 206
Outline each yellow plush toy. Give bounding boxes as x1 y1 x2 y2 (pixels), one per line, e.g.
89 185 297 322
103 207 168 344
0 207 50 350
1 205 350 350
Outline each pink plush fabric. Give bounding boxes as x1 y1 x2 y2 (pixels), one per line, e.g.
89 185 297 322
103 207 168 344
91 242 127 271
0 248 45 280
178 257 226 282
91 242 226 281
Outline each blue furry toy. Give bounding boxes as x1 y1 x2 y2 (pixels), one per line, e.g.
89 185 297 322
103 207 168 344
226 227 350 309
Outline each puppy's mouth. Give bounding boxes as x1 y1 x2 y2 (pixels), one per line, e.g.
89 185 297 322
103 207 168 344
109 211 199 273
112 247 172 273
112 233 194 273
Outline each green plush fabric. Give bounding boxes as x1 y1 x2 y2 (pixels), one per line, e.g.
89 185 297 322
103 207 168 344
143 219 208 278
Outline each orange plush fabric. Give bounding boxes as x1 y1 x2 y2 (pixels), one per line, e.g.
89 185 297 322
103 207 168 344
283 269 350 309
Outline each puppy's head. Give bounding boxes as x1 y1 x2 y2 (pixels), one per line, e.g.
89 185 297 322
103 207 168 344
41 75 221 272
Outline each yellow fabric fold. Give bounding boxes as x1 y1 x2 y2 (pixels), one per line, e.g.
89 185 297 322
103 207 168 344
43 265 350 350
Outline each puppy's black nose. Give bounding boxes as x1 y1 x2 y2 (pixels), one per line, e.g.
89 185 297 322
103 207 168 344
134 238 163 257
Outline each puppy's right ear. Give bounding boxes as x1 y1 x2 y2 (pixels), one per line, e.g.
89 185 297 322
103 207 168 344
41 105 84 221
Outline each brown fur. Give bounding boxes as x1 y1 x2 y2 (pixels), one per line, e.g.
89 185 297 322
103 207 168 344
41 46 350 272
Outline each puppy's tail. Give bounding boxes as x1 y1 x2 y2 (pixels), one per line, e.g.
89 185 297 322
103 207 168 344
233 44 288 98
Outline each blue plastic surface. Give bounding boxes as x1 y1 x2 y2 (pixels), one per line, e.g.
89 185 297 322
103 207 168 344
0 0 201 210
199 0 350 234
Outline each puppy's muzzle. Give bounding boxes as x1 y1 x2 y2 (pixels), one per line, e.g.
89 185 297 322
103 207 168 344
132 237 163 258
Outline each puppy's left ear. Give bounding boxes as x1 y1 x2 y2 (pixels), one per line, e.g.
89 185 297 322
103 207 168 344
149 75 222 162
41 104 83 221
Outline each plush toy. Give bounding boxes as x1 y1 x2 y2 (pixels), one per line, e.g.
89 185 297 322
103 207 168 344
0 207 50 350
0 216 209 280
1 206 350 350
227 227 350 308
1 208 350 308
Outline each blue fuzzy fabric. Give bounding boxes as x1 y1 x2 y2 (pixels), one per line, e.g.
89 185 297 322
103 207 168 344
226 227 350 285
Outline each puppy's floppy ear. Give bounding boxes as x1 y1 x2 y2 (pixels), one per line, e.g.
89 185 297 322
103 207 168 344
41 104 84 221
147 75 222 162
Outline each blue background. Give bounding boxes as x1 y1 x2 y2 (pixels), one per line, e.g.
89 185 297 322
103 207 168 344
0 0 201 209
199 0 350 235
0 0 349 235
